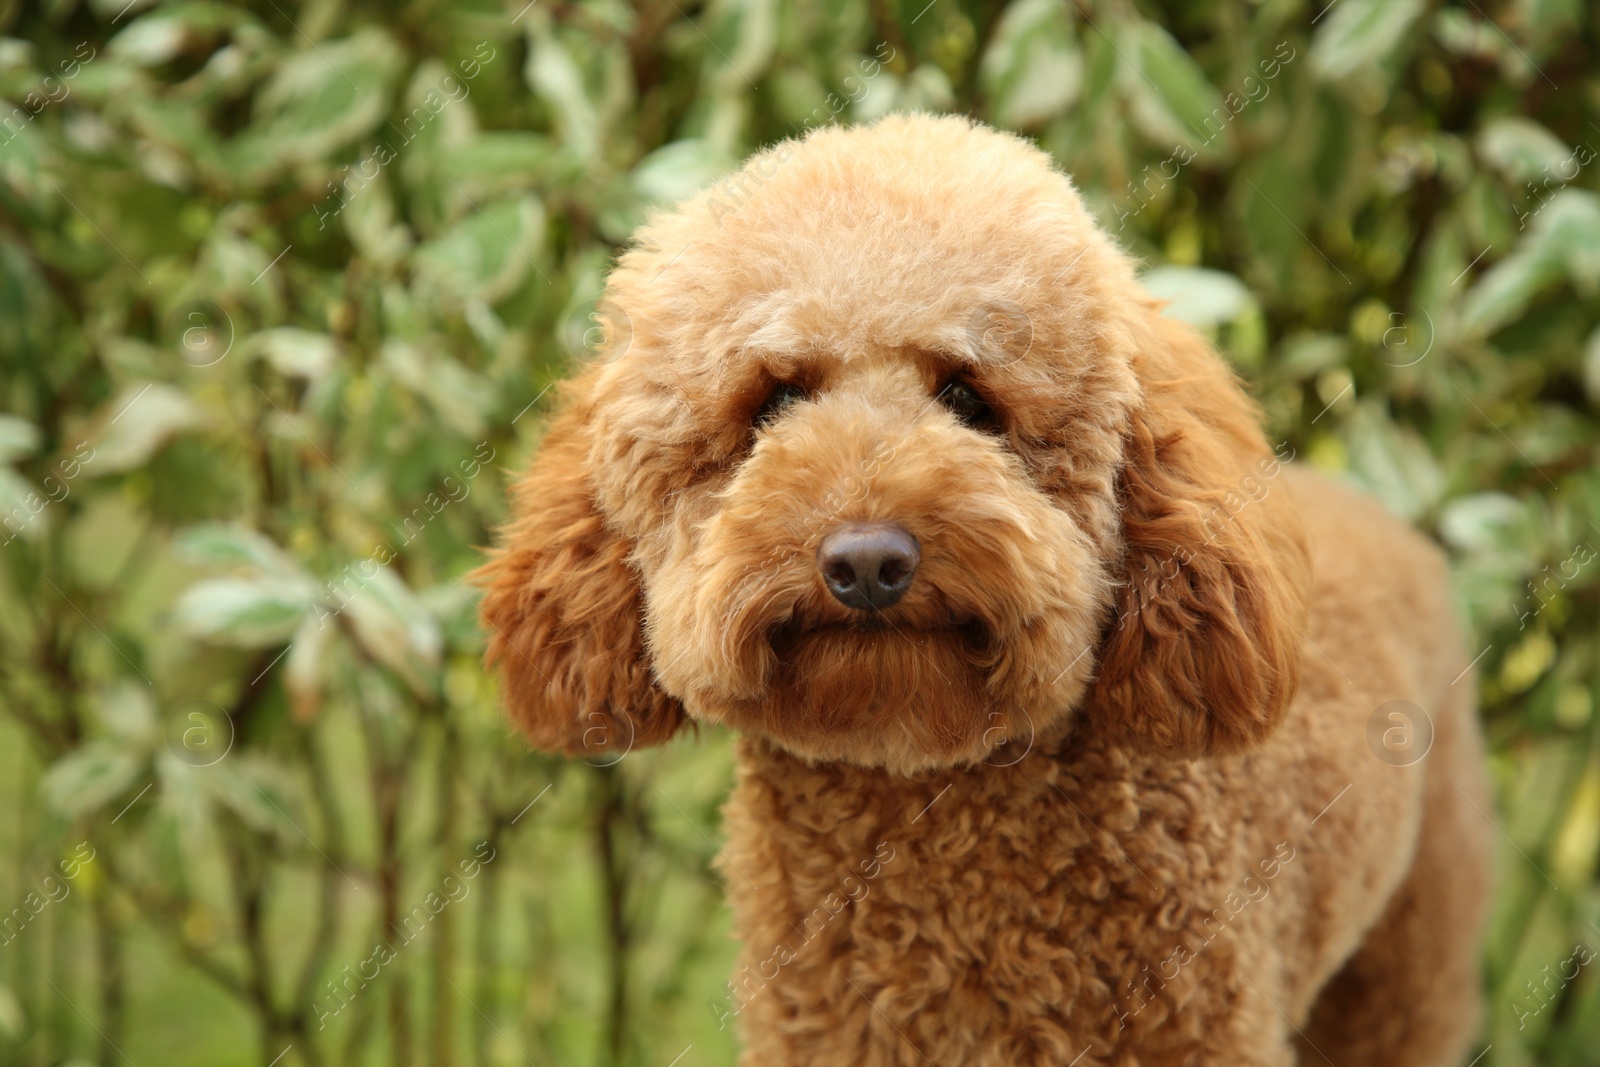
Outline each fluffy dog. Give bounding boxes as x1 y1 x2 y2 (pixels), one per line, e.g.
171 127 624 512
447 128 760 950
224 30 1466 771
477 113 1494 1066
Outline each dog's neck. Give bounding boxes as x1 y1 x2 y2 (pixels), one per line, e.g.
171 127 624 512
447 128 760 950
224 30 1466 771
731 727 1177 834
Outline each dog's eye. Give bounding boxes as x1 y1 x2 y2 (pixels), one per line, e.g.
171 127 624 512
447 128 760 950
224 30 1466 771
753 382 807 427
938 378 996 430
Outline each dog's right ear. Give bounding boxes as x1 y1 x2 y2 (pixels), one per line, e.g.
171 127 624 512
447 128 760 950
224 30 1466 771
474 372 685 759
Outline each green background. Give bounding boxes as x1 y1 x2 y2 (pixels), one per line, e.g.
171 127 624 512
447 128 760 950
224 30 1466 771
2 0 1599 1064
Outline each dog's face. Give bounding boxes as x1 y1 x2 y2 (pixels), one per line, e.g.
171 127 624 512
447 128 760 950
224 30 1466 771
478 115 1310 775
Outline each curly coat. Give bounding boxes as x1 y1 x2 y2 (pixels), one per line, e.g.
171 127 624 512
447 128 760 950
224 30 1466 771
476 113 1493 1066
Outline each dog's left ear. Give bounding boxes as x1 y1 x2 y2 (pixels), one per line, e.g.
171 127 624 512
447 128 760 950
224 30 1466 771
473 371 686 759
1089 305 1311 756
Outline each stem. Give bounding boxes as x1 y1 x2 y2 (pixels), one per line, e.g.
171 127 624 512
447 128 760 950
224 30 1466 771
594 766 629 1067
222 818 278 1064
293 724 344 1067
430 719 459 1067
369 716 411 1067
471 816 505 1067
91 889 124 1066
96 846 251 1000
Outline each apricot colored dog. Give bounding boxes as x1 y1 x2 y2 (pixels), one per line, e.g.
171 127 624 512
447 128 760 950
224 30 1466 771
477 113 1493 1066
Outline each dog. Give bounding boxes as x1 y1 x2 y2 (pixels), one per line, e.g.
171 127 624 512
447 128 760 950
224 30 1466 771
476 113 1494 1066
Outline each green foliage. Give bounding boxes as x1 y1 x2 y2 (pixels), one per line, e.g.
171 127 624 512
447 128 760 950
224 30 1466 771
0 0 1597 1065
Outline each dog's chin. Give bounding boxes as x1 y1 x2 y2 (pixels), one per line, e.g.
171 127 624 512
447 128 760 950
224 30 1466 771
693 618 1044 776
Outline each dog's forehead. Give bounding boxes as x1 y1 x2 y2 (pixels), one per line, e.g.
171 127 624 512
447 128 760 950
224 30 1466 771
616 117 1134 375
699 122 1099 283
728 291 1024 368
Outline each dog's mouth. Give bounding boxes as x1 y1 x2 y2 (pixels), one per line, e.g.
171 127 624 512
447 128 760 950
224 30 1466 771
770 614 992 650
733 610 1017 772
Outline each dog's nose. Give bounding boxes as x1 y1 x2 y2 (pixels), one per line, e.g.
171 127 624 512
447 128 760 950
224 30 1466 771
817 523 920 611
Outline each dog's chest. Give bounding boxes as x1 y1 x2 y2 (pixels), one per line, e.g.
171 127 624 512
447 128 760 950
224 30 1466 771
720 740 1265 1063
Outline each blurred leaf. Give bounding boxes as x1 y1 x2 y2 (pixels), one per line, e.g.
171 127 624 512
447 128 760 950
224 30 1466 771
1551 761 1600 885
979 0 1081 131
0 414 40 463
284 613 333 722
1343 403 1444 521
252 327 338 380
154 752 215 853
631 139 739 207
340 181 413 268
380 339 495 439
41 742 145 818
1462 191 1600 335
229 28 404 178
96 679 158 746
414 196 546 306
526 26 600 162
1120 20 1225 155
340 564 441 695
1311 0 1424 81
1142 265 1255 327
438 132 561 185
175 522 306 577
1439 492 1529 554
1478 117 1572 184
1585 324 1600 405
0 468 39 541
173 576 311 646
1278 333 1349 377
0 985 24 1043
200 756 301 840
108 11 192 66
87 382 204 475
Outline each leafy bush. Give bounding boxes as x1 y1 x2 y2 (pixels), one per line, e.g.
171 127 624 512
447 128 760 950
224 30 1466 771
0 1 1597 1065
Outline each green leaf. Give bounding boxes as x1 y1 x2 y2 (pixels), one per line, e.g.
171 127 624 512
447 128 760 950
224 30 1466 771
153 753 215 853
284 614 334 722
1584 325 1600 406
339 181 413 269
0 985 24 1043
525 27 600 163
1278 333 1350 377
173 576 311 646
1461 191 1600 335
200 756 301 840
108 12 191 66
340 565 441 695
380 340 495 439
41 742 146 818
979 0 1081 131
1460 251 1565 338
1119 20 1225 156
631 139 739 208
0 468 39 542
1438 493 1530 554
711 0 779 83
87 382 204 475
1311 0 1425 81
1477 117 1573 184
414 196 546 306
251 327 338 380
174 522 306 577
0 414 39 463
96 680 158 746
438 132 569 188
1342 402 1444 521
1141 266 1256 328
228 28 404 179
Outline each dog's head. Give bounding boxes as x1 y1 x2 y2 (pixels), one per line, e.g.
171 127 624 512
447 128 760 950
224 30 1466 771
476 114 1310 774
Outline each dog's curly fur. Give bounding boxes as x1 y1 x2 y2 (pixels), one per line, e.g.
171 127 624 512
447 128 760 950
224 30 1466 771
477 114 1494 1065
